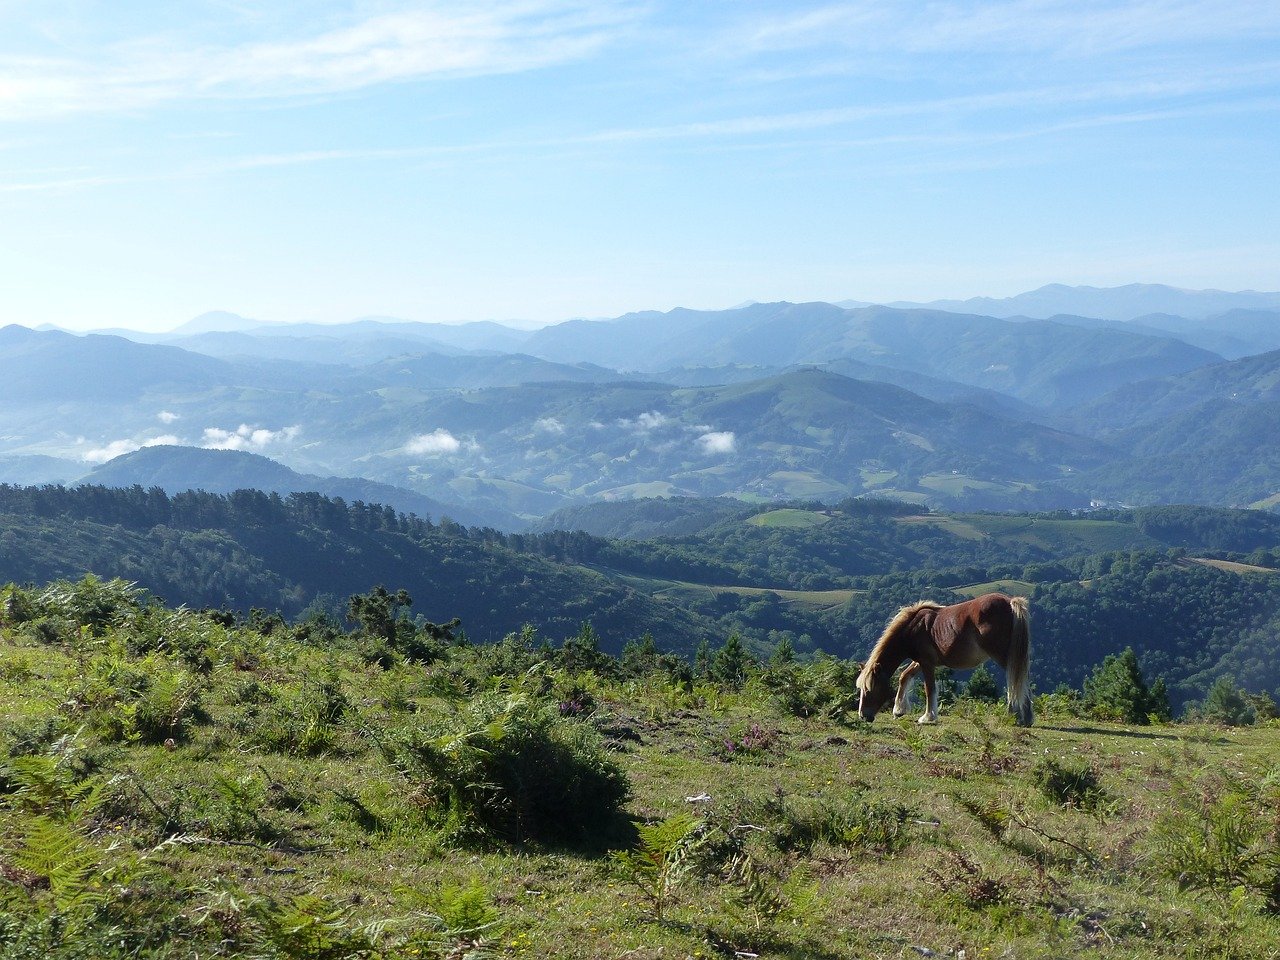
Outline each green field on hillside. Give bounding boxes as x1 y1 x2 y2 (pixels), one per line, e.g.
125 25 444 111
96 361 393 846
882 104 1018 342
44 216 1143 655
602 567 858 612
3 581 1278 960
746 508 833 529
950 579 1037 598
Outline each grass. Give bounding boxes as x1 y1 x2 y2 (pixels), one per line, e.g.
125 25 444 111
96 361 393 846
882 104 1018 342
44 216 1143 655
746 509 833 529
896 515 988 540
859 467 898 488
918 473 1039 496
894 513 1170 555
603 568 858 611
951 579 1036 598
764 470 851 499
1186 557 1280 575
3 584 1280 959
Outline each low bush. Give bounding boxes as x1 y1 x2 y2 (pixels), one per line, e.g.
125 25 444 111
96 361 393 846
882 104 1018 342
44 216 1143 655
381 690 630 845
774 793 913 853
1032 755 1110 813
1150 787 1280 912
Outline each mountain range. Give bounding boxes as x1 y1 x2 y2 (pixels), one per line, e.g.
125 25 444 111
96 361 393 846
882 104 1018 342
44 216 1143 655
5 284 1280 523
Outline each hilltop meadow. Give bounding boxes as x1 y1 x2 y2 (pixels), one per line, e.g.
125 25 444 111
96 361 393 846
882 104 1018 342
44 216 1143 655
2 577 1278 959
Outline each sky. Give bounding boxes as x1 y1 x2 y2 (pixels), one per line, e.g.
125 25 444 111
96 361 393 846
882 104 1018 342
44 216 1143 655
1 0 1278 332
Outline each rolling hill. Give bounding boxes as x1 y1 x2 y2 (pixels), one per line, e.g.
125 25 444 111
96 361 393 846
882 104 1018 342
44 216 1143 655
0 484 709 648
523 302 1220 407
353 367 1112 511
2 483 1278 703
80 445 517 529
887 282 1280 321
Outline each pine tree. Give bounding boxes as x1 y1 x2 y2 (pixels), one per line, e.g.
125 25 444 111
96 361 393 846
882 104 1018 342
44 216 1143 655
561 621 608 674
962 664 1000 703
1198 676 1255 726
621 632 660 677
1147 677 1173 722
1083 648 1162 724
769 636 795 667
347 585 412 643
711 632 753 689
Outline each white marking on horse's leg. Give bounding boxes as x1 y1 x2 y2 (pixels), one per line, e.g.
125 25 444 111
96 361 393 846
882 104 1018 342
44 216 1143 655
918 683 939 724
893 672 918 717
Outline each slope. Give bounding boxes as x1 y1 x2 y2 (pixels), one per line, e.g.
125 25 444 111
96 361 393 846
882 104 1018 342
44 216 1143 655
80 445 516 530
524 302 1219 407
0 484 709 650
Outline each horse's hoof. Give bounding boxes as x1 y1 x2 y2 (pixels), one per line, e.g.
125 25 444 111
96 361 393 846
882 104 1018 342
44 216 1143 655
917 716 938 725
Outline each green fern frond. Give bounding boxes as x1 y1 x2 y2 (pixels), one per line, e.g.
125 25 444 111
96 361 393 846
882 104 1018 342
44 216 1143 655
11 815 106 913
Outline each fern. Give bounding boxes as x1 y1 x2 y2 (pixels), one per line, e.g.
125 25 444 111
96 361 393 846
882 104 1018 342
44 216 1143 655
11 816 106 914
2 753 102 819
611 814 707 921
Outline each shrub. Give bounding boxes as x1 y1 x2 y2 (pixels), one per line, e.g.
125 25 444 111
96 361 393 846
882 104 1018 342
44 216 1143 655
765 655 859 721
382 691 630 845
775 793 913 853
925 851 1011 910
962 664 1000 703
1150 788 1280 911
249 671 349 756
1083 648 1171 724
34 576 145 637
1194 676 1257 726
710 632 754 689
260 895 377 960
133 664 204 744
715 722 775 761
1032 756 1110 813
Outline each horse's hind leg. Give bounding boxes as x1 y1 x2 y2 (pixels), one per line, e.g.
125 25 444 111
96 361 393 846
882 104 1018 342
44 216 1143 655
893 662 921 718
1010 688 1034 727
918 664 939 724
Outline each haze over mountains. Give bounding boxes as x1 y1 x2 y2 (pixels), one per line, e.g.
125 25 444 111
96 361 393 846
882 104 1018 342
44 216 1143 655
6 283 1280 527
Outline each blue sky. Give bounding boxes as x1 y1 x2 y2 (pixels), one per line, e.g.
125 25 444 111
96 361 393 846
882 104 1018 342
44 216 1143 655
1 0 1278 332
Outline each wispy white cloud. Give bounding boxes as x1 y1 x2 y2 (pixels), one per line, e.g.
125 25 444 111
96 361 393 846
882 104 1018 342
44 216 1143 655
534 416 565 434
0 1 633 121
404 428 462 455
583 66 1280 144
3 59 1275 197
733 1 1280 57
82 433 180 463
617 410 671 432
157 410 179 424
201 423 300 451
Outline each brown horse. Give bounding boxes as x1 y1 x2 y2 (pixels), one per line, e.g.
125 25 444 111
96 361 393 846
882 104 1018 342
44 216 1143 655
856 593 1032 726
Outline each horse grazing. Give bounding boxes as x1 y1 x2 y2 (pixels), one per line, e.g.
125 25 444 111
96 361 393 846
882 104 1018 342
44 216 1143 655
856 593 1032 726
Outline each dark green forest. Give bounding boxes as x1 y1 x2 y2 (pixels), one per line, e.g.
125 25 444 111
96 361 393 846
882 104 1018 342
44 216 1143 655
1 484 1278 708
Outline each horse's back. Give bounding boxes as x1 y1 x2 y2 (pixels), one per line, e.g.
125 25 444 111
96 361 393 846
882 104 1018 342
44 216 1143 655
950 592 1016 629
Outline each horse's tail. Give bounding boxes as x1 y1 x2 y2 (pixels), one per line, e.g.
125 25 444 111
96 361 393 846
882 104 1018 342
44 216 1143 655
1005 596 1033 726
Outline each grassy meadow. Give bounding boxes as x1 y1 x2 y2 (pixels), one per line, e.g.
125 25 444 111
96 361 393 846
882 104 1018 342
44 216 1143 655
1 578 1278 959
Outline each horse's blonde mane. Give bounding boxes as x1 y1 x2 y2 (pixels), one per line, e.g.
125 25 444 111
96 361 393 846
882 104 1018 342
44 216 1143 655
856 600 942 692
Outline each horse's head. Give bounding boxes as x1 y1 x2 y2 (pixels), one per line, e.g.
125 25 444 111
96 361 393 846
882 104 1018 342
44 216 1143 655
856 661 894 723
856 602 937 722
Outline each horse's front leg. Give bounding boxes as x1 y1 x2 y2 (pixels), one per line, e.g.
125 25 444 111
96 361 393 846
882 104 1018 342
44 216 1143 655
893 662 921 717
918 664 939 724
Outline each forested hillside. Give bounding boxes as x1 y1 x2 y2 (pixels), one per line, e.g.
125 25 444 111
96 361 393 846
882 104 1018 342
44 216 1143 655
2 485 1278 707
0 485 709 647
